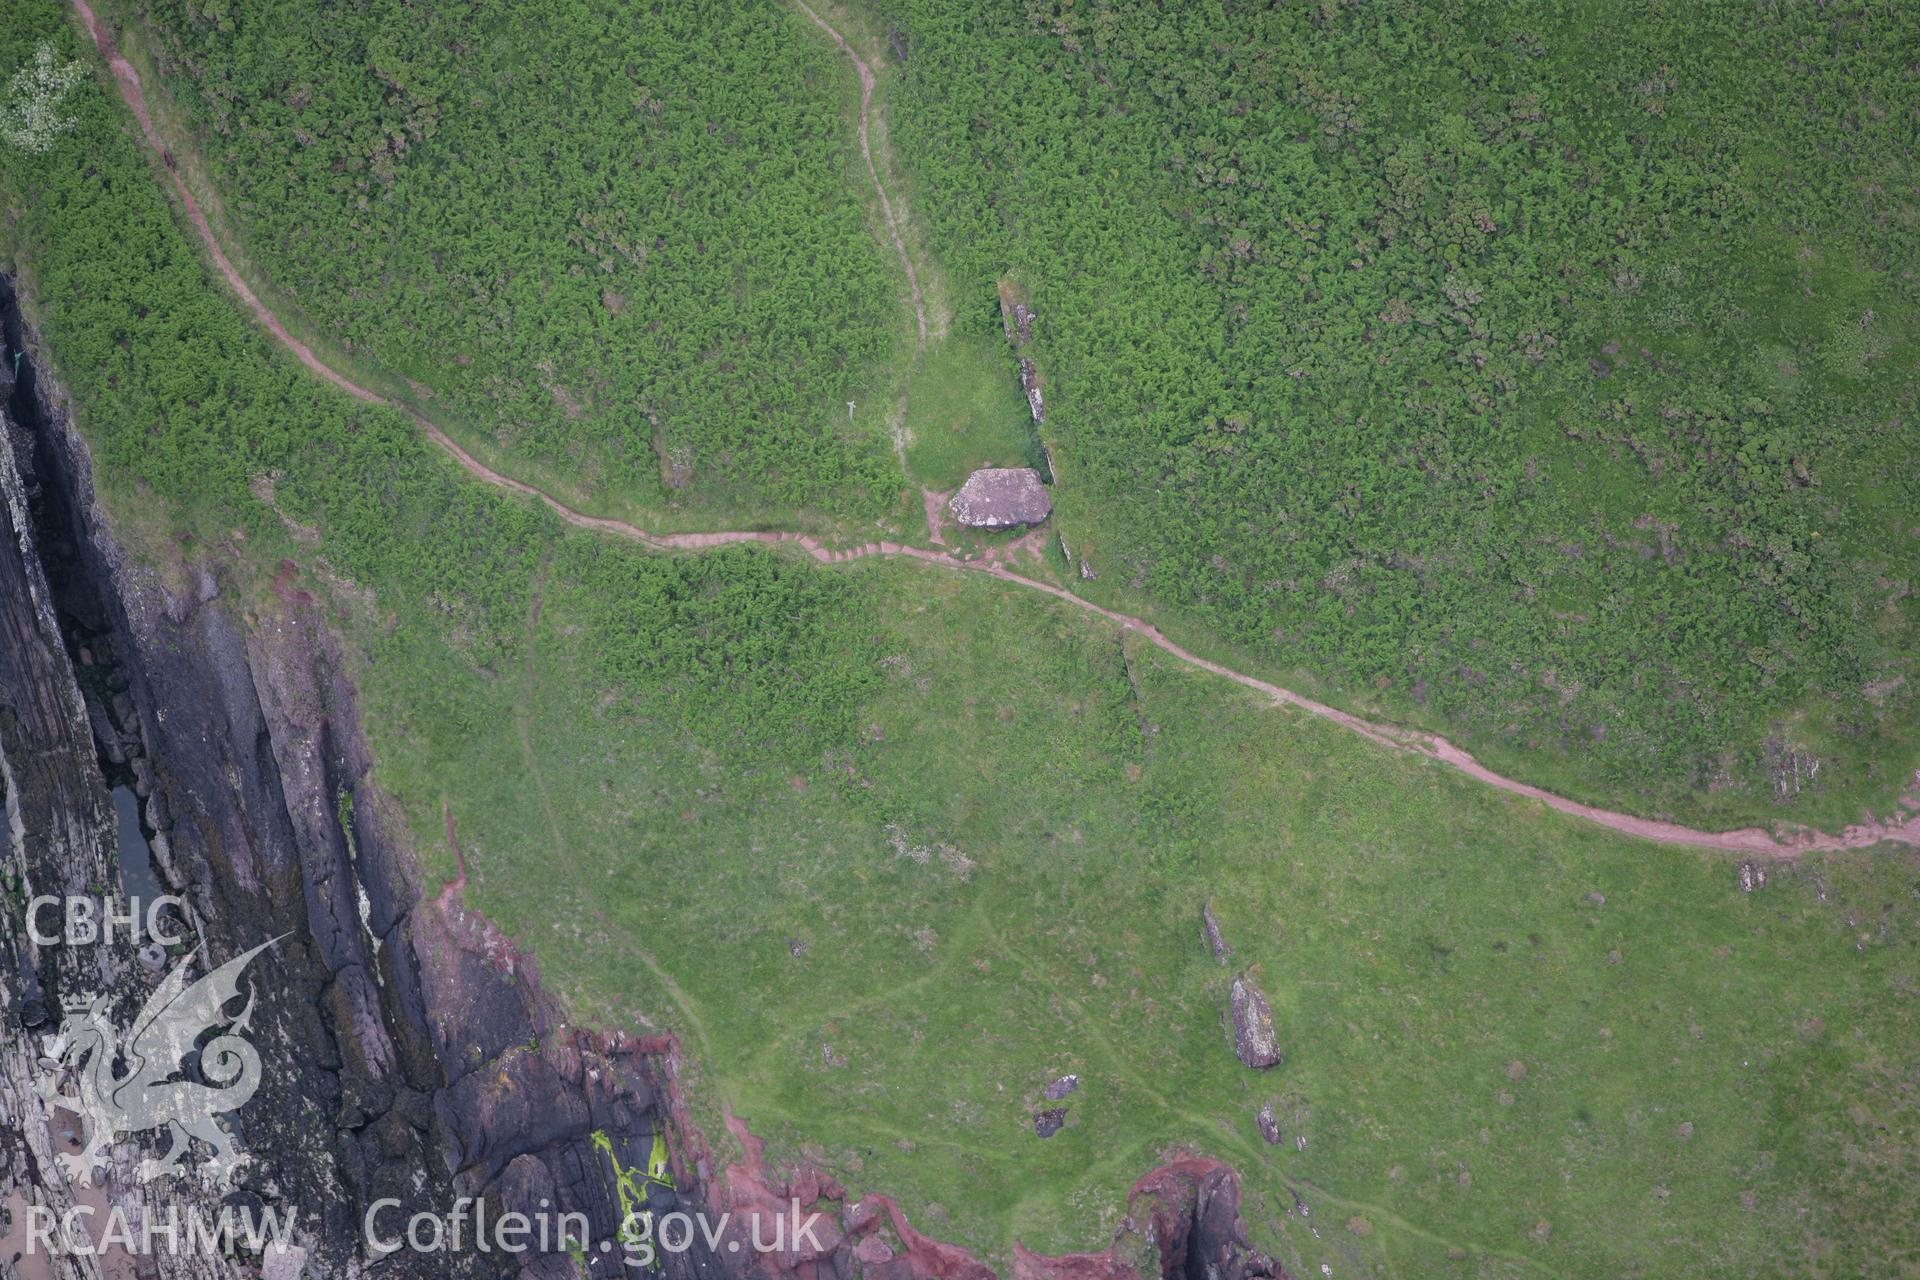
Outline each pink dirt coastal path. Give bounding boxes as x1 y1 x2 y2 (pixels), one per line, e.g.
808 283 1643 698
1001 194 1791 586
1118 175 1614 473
70 0 1920 858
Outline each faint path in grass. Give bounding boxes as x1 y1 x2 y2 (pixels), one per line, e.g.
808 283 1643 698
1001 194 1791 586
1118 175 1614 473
977 919 1566 1280
70 0 1920 860
786 0 928 355
784 0 920 476
744 896 990 1074
920 487 949 544
516 553 568 863
608 930 717 1061
734 1093 982 1166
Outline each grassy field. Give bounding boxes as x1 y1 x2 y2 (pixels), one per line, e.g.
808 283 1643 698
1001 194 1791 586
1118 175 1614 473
902 327 1045 492
359 551 1920 1279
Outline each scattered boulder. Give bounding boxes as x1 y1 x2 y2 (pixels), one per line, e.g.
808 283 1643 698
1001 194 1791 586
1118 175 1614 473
1256 1101 1282 1145
1035 1108 1067 1138
1201 900 1231 964
1739 861 1767 893
1228 974 1281 1069
1043 1074 1080 1101
949 467 1052 530
1020 357 1045 423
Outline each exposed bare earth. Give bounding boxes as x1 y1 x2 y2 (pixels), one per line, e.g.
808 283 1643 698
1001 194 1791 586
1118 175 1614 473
70 0 1920 857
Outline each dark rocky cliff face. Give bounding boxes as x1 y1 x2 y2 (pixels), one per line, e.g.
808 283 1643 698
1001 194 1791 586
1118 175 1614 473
0 277 1279 1280
0 280 717 1279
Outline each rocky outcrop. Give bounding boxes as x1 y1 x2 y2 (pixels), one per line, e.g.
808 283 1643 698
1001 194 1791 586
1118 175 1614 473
995 282 1045 422
3 275 1275 1280
1 286 515 1277
0 305 138 1280
0 283 699 1279
1012 1158 1286 1280
997 280 1036 350
719 1126 1285 1280
1019 359 1045 425
949 468 1052 530
1227 975 1281 1069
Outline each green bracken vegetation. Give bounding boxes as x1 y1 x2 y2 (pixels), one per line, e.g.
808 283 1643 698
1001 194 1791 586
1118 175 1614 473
877 0 1920 827
6 0 1920 1277
106 0 907 520
80 0 1920 829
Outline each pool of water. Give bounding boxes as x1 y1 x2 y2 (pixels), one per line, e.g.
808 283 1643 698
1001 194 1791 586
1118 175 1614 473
112 784 165 904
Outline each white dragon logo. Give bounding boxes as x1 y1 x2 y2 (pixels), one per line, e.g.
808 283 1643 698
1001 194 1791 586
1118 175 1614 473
33 938 281 1188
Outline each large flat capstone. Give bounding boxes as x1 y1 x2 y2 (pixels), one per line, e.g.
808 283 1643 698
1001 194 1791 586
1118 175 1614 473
949 467 1051 530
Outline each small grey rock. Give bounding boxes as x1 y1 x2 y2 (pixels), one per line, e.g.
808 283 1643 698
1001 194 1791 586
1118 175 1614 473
1043 1074 1079 1101
1257 1100 1282 1145
1201 900 1231 963
1020 358 1046 423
